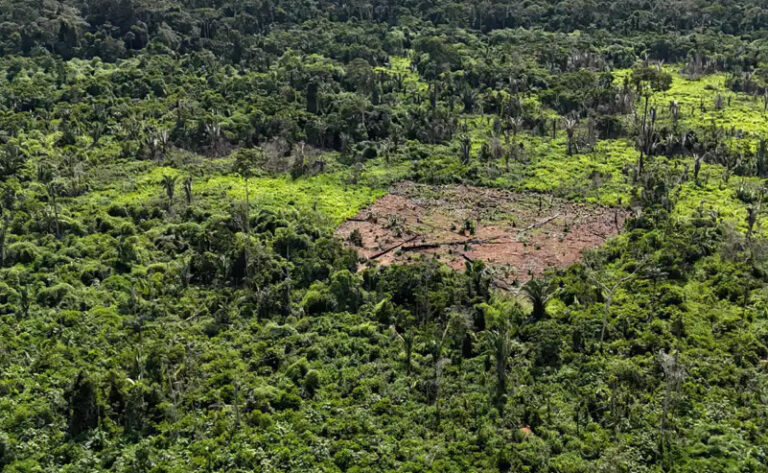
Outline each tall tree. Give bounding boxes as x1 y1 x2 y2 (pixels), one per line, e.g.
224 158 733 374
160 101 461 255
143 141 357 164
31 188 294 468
521 279 553 321
68 372 99 436
161 174 177 213
233 148 263 234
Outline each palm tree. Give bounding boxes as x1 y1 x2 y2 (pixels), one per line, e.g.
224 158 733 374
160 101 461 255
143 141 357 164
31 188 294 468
0 144 25 178
429 324 452 423
89 120 107 147
161 175 177 212
390 326 416 375
509 116 524 137
89 102 109 146
46 181 63 239
521 278 552 321
757 140 768 178
714 93 724 111
668 100 680 131
0 218 6 267
204 118 222 148
658 350 686 463
746 206 758 240
583 256 647 352
461 87 477 113
484 327 512 406
19 286 30 318
233 148 263 233
644 265 668 318
183 176 193 205
459 134 471 165
693 153 702 185
563 116 578 155
482 320 523 411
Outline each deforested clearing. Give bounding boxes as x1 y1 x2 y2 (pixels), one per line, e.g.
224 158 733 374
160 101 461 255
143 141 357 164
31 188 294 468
337 182 629 284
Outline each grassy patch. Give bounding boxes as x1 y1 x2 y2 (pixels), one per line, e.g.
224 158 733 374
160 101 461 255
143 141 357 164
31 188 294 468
71 158 382 225
201 173 384 224
520 139 638 206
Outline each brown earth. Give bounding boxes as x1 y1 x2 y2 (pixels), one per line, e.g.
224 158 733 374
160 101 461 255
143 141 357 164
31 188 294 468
336 182 630 286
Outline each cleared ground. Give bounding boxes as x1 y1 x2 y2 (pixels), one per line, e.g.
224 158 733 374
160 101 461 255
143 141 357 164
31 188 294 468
336 182 629 285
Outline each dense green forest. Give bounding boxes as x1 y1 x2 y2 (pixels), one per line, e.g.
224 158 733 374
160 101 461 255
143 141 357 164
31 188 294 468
3 0 768 471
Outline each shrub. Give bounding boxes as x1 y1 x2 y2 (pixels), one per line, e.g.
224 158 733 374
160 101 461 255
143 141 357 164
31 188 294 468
6 242 39 265
273 391 301 411
349 228 363 247
330 270 362 312
301 286 338 315
250 385 280 411
303 369 320 397
0 282 19 304
37 283 75 307
286 357 309 383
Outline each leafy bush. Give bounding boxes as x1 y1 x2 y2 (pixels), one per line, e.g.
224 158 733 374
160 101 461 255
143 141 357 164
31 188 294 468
36 283 75 307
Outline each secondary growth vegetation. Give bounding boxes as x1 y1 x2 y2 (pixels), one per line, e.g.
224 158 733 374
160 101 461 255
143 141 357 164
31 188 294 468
2 1 768 472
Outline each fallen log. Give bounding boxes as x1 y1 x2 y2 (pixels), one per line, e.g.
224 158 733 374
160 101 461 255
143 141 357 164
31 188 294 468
370 235 419 259
521 213 560 232
402 239 467 251
400 234 515 251
491 280 515 291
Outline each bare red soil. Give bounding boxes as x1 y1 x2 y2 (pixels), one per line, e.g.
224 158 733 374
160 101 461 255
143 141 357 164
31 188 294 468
336 182 629 285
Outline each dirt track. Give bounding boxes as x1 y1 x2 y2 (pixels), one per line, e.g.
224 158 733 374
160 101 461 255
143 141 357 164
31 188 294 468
336 182 629 285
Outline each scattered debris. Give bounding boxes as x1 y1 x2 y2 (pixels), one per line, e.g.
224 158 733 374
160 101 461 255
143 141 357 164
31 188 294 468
336 182 629 285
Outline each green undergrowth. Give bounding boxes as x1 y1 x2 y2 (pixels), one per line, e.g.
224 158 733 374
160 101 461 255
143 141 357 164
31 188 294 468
381 56 429 96
656 70 768 138
29 152 383 242
518 139 638 206
202 174 384 224
613 66 768 151
80 165 382 225
673 161 766 234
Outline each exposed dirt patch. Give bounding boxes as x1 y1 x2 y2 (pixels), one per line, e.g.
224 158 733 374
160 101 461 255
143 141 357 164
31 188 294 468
336 182 629 285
